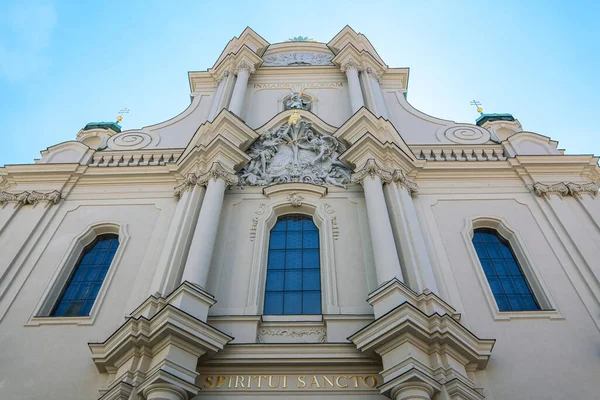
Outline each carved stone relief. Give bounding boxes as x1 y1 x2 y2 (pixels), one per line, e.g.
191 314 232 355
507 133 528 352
534 181 598 198
262 52 333 66
256 327 327 343
239 121 351 188
0 190 62 206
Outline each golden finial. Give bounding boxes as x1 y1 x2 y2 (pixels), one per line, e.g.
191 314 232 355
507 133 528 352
117 108 129 124
470 100 483 115
288 111 300 125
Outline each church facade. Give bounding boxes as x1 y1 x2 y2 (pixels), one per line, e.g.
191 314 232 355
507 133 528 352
1 27 599 400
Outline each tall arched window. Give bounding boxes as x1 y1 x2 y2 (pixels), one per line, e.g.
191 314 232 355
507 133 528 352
472 228 540 311
52 234 119 317
264 215 321 315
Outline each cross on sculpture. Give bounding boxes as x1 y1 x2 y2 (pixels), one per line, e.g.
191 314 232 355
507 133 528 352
470 100 483 114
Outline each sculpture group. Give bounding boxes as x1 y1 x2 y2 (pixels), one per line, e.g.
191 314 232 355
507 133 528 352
239 121 351 187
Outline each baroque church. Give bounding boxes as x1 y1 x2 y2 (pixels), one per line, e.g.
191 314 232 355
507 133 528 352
1 26 599 400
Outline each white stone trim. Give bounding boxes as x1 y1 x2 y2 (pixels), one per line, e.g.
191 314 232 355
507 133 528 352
245 186 340 315
26 221 130 326
462 216 563 321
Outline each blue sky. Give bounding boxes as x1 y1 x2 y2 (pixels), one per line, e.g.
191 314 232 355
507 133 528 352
1 0 598 165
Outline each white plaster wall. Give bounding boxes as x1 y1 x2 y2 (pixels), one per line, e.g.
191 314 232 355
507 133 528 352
243 72 352 129
0 190 177 400
416 190 600 399
207 187 376 318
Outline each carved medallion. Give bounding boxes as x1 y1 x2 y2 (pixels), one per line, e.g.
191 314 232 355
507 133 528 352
239 121 351 188
262 52 333 66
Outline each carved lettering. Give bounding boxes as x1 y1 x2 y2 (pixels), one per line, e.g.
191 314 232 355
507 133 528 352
201 374 379 390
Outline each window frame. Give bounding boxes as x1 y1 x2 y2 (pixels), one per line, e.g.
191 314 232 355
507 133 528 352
263 214 322 315
463 217 563 321
51 233 119 317
26 222 129 326
244 187 340 317
472 228 540 312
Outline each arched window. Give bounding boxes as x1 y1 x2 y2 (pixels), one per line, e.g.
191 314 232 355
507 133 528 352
472 228 540 311
264 215 321 315
51 234 119 317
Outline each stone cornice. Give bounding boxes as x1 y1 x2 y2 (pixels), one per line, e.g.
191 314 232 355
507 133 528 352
89 304 232 373
210 45 262 80
0 190 61 206
328 25 386 67
332 43 386 76
533 181 599 198
213 27 269 68
349 301 494 368
351 159 393 185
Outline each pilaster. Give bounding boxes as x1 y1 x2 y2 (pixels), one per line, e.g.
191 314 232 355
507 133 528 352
385 170 438 293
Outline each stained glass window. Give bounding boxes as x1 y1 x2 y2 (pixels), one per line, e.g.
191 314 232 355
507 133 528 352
52 234 119 317
264 215 321 315
472 228 540 311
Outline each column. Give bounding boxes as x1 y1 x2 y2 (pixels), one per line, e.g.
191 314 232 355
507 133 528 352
352 159 404 285
228 61 255 117
359 68 377 113
0 191 25 236
341 60 365 113
369 70 389 119
149 174 206 296
181 163 238 289
391 382 434 400
142 383 188 400
208 72 227 121
385 170 438 293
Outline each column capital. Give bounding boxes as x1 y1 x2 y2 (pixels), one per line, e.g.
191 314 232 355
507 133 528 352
215 69 231 85
340 58 362 73
392 169 418 195
173 173 198 198
365 66 382 82
351 159 393 185
566 182 599 198
197 162 239 187
0 190 62 206
234 59 256 75
533 182 569 198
